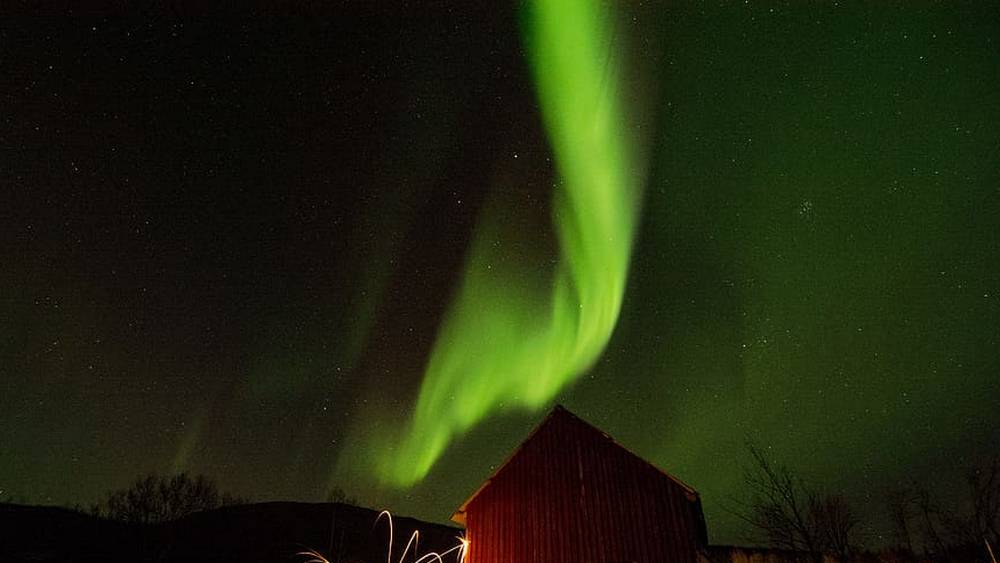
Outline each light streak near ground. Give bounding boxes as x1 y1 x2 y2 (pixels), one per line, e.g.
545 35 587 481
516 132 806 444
297 510 468 563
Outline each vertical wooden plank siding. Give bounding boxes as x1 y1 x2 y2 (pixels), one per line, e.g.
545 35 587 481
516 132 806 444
463 410 705 563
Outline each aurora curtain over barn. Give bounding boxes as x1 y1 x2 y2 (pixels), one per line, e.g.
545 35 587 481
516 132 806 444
2 1 997 546
372 0 644 487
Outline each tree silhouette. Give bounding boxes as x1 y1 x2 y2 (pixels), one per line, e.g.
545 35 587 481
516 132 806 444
882 459 1000 562
885 487 918 556
325 486 357 505
736 443 860 563
93 473 246 524
959 458 1000 551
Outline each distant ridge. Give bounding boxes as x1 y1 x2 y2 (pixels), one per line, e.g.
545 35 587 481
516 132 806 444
0 502 461 563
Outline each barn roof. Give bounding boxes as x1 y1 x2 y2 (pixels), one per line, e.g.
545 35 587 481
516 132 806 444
451 405 700 525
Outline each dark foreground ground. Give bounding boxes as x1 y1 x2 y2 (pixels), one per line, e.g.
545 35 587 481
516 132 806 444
0 502 462 563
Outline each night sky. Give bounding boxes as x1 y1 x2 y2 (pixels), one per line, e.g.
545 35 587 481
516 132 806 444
3 2 998 545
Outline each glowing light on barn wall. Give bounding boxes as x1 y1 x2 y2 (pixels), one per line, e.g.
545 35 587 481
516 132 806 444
380 0 643 486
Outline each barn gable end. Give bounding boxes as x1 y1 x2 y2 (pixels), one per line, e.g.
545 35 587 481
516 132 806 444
453 405 707 563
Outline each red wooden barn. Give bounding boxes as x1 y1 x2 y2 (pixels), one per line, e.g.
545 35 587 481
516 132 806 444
452 405 707 563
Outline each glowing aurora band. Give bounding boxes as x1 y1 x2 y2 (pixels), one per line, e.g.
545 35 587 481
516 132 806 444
383 0 642 485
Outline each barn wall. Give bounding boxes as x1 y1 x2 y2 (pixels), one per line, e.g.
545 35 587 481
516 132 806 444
464 413 704 563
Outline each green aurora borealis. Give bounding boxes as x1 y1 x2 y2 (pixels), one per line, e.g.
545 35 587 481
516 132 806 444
3 2 999 546
377 0 641 487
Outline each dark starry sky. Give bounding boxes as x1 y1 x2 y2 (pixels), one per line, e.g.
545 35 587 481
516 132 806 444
2 2 998 545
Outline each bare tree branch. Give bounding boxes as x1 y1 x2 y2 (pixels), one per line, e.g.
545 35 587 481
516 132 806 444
736 443 860 563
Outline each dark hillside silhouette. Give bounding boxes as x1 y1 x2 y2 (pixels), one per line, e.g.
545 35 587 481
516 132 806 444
0 502 461 563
